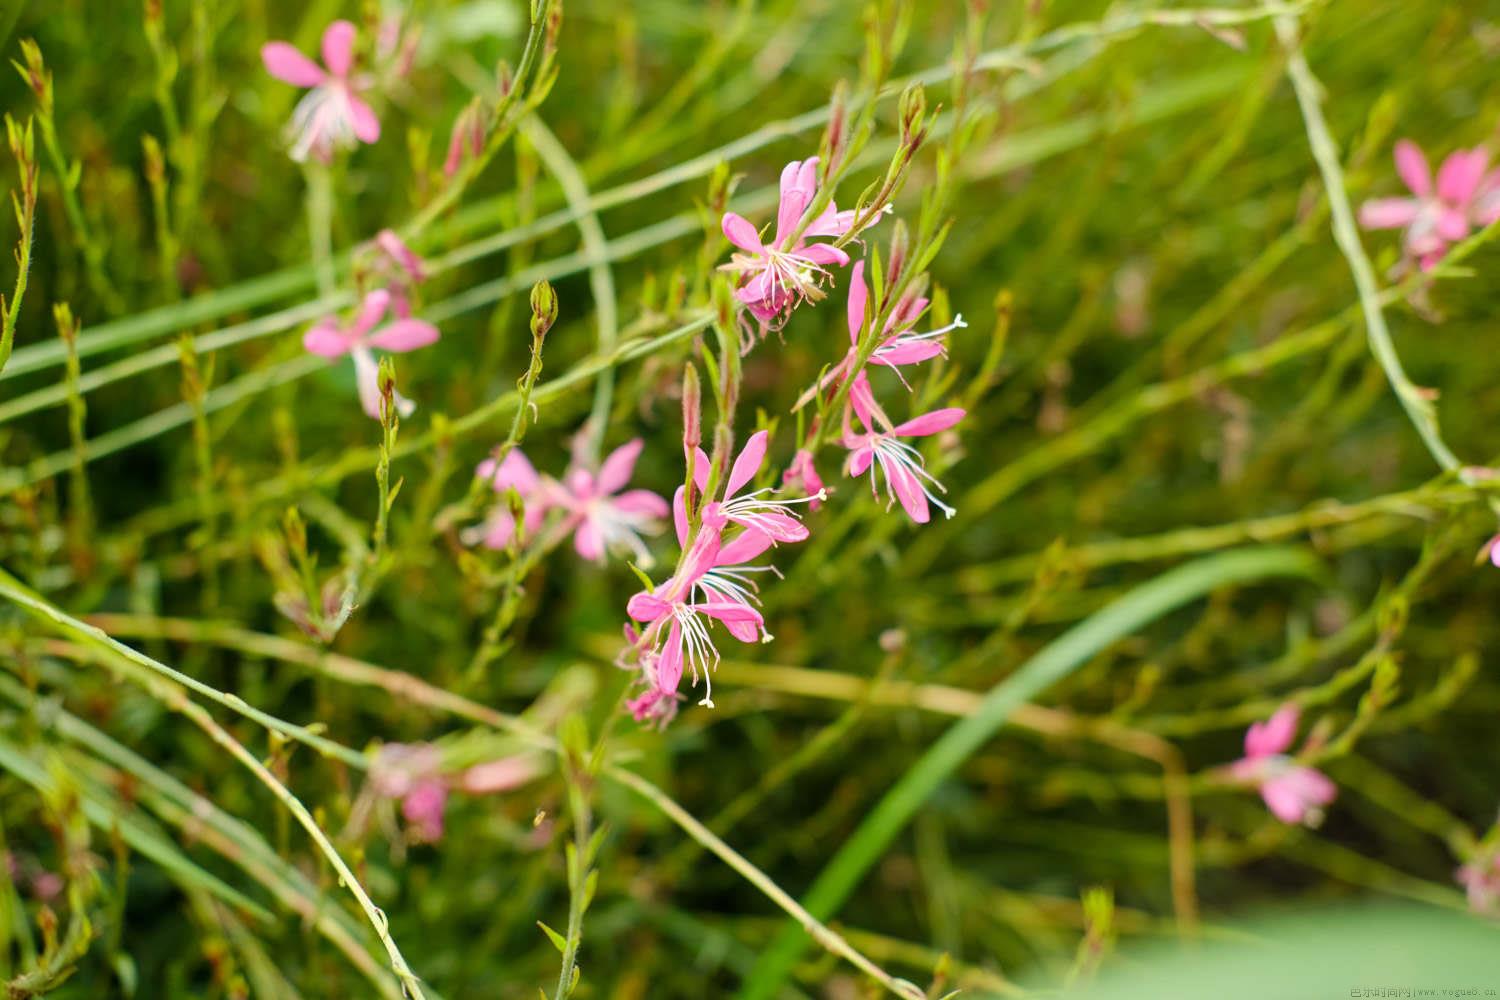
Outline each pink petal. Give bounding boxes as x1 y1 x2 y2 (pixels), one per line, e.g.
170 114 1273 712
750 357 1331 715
893 407 965 438
678 527 723 585
800 243 849 268
1435 207 1470 242
1438 148 1488 204
691 447 712 491
613 489 669 518
303 318 351 357
1244 704 1299 759
321 20 357 79
1489 534 1500 568
847 446 873 478
887 462 931 523
477 449 541 495
376 229 425 281
775 159 813 245
479 511 516 550
735 270 774 306
574 518 605 562
695 601 764 626
598 438 644 495
721 213 764 254
657 622 685 693
1357 197 1421 230
261 42 326 87
673 485 690 548
849 373 878 431
462 757 539 794
369 319 439 353
754 511 808 543
1260 777 1310 824
717 529 772 566
626 592 671 622
726 430 768 498
1260 768 1335 825
806 203 857 238
346 94 381 145
1394 139 1431 198
847 260 868 345
875 341 946 366
352 289 392 339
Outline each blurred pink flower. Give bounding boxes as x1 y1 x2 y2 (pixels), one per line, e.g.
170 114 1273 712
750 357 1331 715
371 229 426 317
303 289 438 419
373 743 448 843
1358 140 1500 270
720 157 855 326
472 449 553 550
782 449 826 509
444 100 488 178
471 439 668 564
461 755 544 794
843 394 965 524
262 21 381 163
1458 852 1500 916
1229 705 1336 826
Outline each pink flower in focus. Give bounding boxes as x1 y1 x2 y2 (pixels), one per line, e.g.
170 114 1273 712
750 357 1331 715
1229 705 1337 826
719 157 856 327
625 526 765 715
842 394 965 524
797 259 965 413
303 289 438 419
783 449 826 509
470 440 669 564
683 430 819 543
262 21 381 163
1358 140 1500 271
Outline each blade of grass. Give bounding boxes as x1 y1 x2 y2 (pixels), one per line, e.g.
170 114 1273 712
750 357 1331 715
737 546 1324 1000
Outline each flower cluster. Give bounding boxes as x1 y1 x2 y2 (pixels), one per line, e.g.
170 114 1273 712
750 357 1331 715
1359 139 1500 271
608 152 973 727
1229 705 1336 827
619 431 818 726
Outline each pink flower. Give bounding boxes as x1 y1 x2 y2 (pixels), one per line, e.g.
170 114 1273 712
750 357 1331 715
303 289 438 419
1229 705 1337 826
1359 140 1500 270
798 260 965 412
372 743 448 843
719 157 856 326
624 525 765 714
554 439 671 564
1458 853 1500 916
843 395 965 524
262 21 381 163
783 449 826 509
683 430 819 543
471 439 668 564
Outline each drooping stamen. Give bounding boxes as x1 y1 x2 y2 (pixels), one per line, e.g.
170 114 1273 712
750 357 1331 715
868 437 956 519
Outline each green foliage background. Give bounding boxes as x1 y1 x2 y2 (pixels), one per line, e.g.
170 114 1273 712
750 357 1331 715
1 0 1500 997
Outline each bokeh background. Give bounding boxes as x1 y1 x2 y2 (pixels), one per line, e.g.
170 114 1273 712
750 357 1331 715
2 0 1500 997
